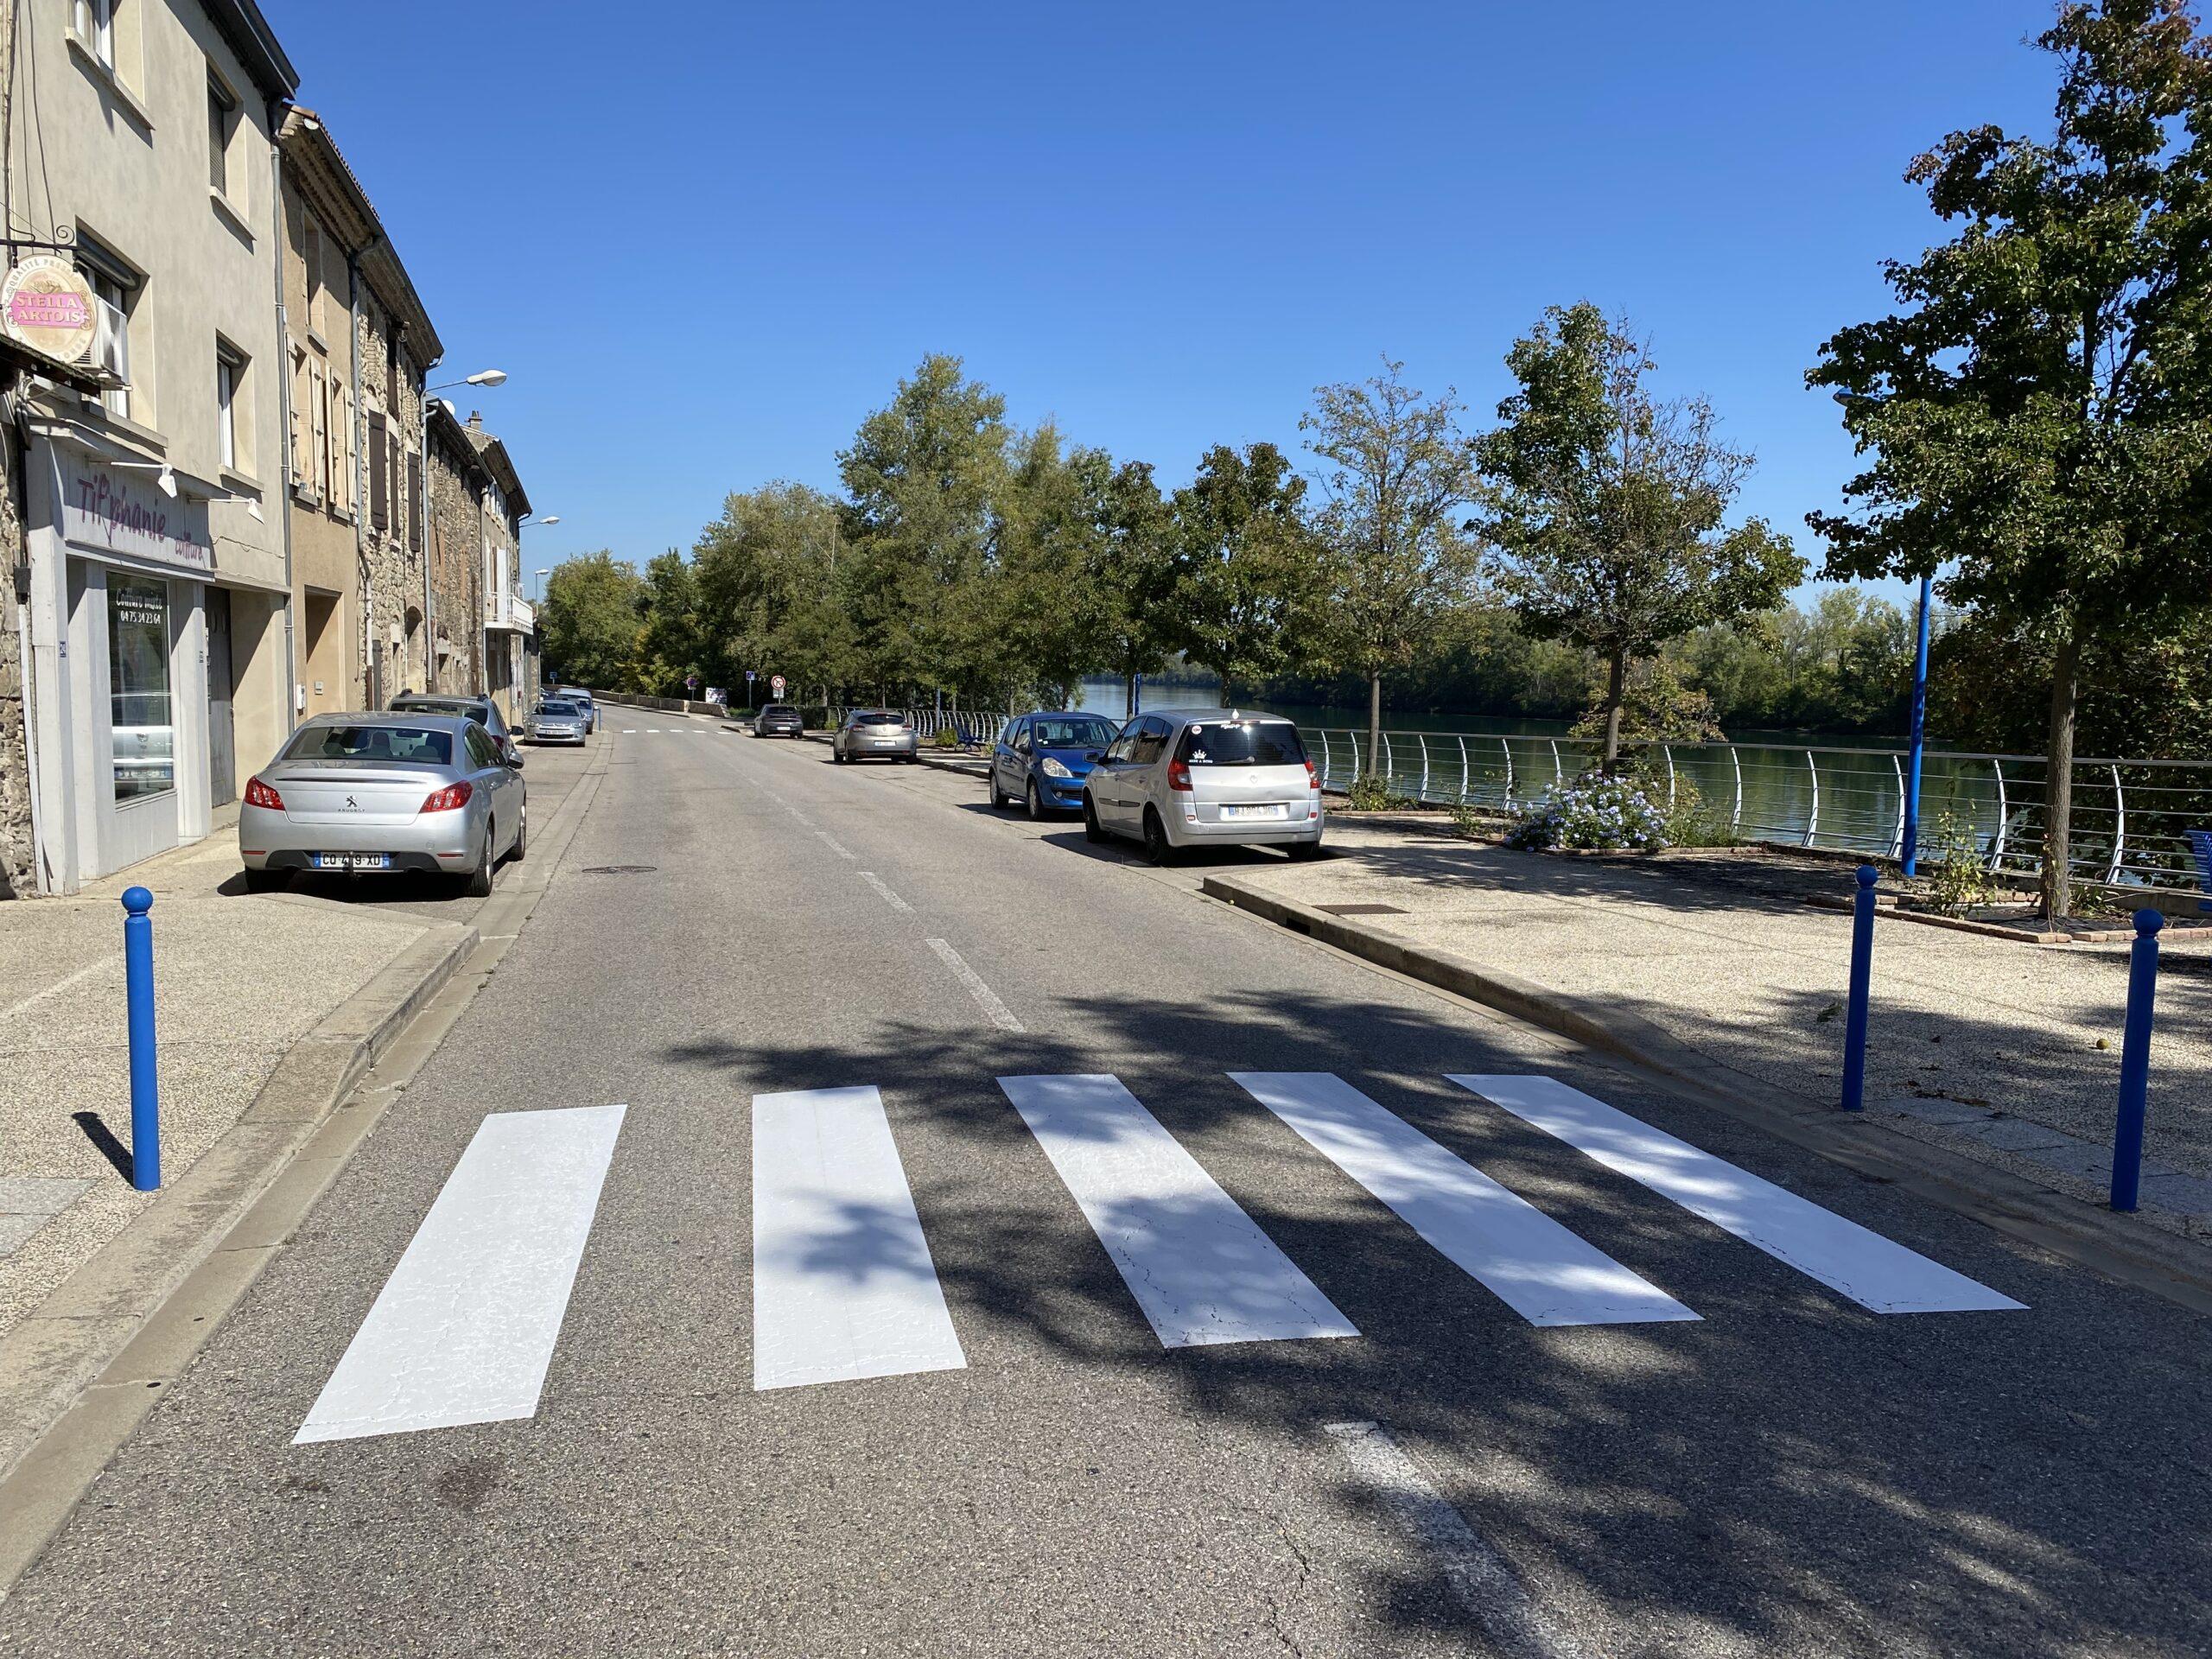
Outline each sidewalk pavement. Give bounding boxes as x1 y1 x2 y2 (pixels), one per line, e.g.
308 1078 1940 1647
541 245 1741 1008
1205 821 2212 1232
0 830 447 1345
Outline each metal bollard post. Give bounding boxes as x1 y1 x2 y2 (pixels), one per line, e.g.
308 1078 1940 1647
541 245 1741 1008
121 886 161 1192
2109 907 2164 1212
1840 865 1878 1112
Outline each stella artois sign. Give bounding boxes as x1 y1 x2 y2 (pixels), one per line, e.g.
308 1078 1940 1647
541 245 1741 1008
1 255 98 365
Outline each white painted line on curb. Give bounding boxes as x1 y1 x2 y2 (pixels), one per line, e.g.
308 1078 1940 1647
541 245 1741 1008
1231 1073 1698 1327
752 1085 967 1391
816 830 855 860
1326 1421 1588 1659
0 959 109 1024
859 871 912 912
294 1104 626 1444
1451 1076 2027 1314
997 1074 1357 1348
926 938 1023 1032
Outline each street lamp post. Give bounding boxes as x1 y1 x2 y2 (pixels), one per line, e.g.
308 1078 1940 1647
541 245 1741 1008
421 369 507 691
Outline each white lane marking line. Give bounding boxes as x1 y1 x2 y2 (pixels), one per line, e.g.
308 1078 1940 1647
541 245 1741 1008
620 728 637 734
0 958 110 1024
1326 1421 1589 1659
927 938 1023 1033
1451 1076 2027 1314
1231 1074 1696 1327
859 871 912 912
295 1104 626 1444
645 728 661 734
816 830 855 860
997 1074 1357 1348
752 1086 967 1391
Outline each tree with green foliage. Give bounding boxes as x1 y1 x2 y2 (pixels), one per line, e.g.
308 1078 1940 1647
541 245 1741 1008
1476 304 1801 772
1090 461 1183 717
633 550 710 696
1808 0 2212 917
991 428 1116 710
1170 442 1320 707
537 551 648 691
692 482 853 706
1302 361 1484 771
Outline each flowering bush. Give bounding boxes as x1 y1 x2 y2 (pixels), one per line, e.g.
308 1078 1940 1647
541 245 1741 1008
1504 778 1671 853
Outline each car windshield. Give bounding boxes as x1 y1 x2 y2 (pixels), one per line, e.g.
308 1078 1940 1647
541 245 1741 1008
536 701 579 715
284 725 454 766
1177 721 1306 767
397 697 487 721
853 712 905 727
1031 716 1116 748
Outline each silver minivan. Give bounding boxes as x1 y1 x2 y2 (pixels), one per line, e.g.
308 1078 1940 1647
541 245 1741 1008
1082 709 1323 862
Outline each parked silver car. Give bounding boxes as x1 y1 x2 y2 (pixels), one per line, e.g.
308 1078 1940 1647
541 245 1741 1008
238 713 526 897
1083 710 1322 862
525 696 588 745
389 692 521 762
556 685 598 733
833 709 919 764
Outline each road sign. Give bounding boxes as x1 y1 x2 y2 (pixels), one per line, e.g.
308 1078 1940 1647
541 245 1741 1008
771 675 786 697
745 670 757 682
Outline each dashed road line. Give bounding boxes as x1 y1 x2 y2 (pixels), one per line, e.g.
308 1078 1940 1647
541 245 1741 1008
1325 1421 1588 1659
816 830 855 860
925 938 1023 1032
859 872 913 912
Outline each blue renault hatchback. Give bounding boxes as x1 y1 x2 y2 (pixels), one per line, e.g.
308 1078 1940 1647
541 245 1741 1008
989 710 1122 818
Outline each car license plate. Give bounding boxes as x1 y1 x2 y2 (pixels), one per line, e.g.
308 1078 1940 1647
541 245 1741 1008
1220 804 1287 821
313 853 391 871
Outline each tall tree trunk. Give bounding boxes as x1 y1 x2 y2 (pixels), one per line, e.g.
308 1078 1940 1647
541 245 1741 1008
1220 676 1235 709
1601 647 1628 774
2040 624 2081 921
1124 673 1135 718
1366 672 1383 778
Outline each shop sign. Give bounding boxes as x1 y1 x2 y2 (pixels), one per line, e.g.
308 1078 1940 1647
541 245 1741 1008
61 463 212 570
1 256 98 364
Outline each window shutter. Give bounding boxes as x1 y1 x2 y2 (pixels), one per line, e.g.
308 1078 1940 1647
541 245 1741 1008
369 412 388 530
407 453 423 551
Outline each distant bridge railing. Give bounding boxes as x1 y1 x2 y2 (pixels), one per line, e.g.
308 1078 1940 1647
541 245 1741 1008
1300 727 2212 895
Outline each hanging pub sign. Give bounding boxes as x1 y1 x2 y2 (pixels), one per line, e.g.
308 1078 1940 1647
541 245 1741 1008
1 255 98 365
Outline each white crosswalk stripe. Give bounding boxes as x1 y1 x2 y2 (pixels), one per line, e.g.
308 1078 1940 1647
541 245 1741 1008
998 1074 1357 1348
752 1086 967 1391
295 1104 626 1445
1231 1072 1697 1327
1451 1076 2026 1314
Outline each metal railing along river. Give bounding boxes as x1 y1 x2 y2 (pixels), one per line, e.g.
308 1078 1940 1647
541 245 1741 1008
1299 727 2212 896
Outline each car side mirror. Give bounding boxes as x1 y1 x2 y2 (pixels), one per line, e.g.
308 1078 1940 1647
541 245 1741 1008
505 753 525 771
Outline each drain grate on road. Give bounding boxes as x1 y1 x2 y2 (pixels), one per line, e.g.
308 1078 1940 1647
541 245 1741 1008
1316 903 1406 917
579 865 658 875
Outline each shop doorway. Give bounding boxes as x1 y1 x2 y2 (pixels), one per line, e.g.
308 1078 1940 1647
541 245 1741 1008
206 586 236 807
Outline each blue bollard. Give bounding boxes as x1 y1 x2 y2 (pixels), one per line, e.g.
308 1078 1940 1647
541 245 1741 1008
121 886 160 1192
2109 907 2164 1212
1840 865 1878 1112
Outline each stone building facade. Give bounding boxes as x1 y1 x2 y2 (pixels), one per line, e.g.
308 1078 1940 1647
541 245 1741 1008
425 401 482 695
458 411 532 716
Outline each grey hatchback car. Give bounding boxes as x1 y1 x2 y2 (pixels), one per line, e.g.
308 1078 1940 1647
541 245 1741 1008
239 713 526 896
1084 709 1322 862
833 709 919 763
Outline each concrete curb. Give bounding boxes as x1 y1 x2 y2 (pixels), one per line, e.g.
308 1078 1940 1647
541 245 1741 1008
0 735 616 1596
1198 869 2212 1315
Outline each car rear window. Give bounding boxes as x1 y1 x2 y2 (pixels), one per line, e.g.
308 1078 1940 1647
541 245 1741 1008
761 704 796 715
1177 721 1306 767
285 725 454 766
537 700 579 715
854 712 906 726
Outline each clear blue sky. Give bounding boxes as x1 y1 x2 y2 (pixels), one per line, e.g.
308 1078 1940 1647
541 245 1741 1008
262 1 2062 602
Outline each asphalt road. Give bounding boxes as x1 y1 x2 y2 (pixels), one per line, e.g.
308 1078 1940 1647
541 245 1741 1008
3 719 2207 1656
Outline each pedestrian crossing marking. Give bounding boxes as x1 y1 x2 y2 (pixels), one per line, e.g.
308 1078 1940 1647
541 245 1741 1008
753 1086 967 1390
1231 1073 1698 1327
1450 1076 2026 1314
997 1074 1358 1348
294 1104 626 1445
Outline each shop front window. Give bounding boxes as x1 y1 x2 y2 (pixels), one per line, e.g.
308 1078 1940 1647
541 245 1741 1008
108 575 173 800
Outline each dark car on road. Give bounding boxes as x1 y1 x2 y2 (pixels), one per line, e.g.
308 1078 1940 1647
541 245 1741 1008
990 710 1119 819
753 703 804 737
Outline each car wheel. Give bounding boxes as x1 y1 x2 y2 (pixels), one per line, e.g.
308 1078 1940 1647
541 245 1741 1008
988 774 1006 808
466 824 496 898
512 804 528 863
832 745 846 763
1026 781 1045 822
242 867 286 894
1083 796 1106 843
1141 807 1176 866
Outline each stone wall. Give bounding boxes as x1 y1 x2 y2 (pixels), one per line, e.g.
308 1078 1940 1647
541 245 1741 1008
426 420 482 695
353 286 427 705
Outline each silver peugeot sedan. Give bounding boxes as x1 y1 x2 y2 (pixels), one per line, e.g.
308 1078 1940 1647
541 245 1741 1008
238 713 525 897
1082 709 1323 863
525 696 588 745
833 709 919 764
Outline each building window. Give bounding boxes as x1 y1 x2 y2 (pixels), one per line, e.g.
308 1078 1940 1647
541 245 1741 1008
79 237 139 423
108 575 173 802
207 73 237 196
73 0 114 71
302 211 323 340
216 340 246 473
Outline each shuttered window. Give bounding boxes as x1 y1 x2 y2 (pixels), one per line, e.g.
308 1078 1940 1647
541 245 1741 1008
407 453 423 550
368 411 388 531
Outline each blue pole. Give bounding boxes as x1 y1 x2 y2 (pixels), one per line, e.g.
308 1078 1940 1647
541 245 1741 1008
1901 574 1932 877
1133 672 1142 715
2110 907 2164 1212
121 886 160 1192
1840 865 1878 1112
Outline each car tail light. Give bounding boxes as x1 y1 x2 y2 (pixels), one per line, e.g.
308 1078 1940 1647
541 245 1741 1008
421 780 474 812
1167 759 1192 792
1304 760 1319 788
244 776 283 810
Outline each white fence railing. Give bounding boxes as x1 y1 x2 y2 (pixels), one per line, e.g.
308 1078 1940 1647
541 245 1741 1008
1301 728 2212 895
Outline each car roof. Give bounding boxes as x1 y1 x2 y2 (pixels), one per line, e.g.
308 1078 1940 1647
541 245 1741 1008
299 710 476 731
1148 708 1294 723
